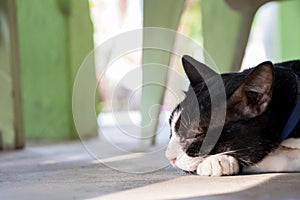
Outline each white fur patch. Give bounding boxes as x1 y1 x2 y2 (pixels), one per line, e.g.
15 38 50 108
166 109 181 162
243 138 300 173
170 109 181 137
280 138 300 149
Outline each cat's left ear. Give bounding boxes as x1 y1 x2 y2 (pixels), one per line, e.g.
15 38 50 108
227 61 274 121
182 55 218 87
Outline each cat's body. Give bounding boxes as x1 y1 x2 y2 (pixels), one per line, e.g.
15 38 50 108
166 55 300 176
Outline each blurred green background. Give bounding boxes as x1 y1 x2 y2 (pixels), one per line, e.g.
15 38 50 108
0 0 299 150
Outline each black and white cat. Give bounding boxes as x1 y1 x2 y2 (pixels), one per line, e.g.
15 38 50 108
166 55 300 176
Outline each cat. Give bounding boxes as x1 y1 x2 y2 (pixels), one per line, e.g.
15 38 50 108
165 55 300 176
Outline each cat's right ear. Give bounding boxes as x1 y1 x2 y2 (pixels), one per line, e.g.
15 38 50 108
182 55 218 87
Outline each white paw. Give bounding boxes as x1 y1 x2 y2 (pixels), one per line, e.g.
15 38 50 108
196 155 239 176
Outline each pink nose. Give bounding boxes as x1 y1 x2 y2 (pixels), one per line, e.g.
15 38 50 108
168 157 177 164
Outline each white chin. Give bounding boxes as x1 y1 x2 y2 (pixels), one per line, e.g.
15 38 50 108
175 156 202 172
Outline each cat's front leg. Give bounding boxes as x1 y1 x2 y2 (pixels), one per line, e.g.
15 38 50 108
196 155 240 176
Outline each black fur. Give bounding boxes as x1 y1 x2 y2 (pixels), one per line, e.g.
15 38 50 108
170 55 300 168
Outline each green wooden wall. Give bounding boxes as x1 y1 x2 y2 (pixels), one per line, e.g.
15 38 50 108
17 0 94 140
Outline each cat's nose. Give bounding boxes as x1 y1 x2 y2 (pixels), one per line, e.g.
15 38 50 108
168 157 177 164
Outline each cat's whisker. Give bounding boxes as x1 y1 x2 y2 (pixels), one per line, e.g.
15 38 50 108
182 123 188 129
180 119 189 129
239 158 255 166
178 170 187 176
211 150 238 157
187 114 191 124
190 159 202 166
166 164 174 169
220 147 254 155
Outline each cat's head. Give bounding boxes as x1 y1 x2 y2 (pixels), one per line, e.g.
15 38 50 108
165 55 274 172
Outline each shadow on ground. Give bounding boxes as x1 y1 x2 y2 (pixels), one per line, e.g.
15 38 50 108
1 138 300 200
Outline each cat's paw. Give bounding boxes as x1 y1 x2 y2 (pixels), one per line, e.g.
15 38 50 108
196 155 239 176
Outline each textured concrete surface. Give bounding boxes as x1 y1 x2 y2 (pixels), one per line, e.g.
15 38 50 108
1 136 300 200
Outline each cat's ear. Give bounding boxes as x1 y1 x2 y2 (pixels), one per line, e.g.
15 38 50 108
182 55 218 87
227 61 274 121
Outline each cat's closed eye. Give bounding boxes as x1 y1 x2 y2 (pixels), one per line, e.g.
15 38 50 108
184 126 207 140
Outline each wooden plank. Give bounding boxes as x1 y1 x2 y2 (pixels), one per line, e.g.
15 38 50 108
68 0 97 138
0 0 24 150
7 0 24 149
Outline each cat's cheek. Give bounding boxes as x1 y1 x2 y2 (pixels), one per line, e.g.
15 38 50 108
175 150 202 172
166 136 202 171
165 135 181 162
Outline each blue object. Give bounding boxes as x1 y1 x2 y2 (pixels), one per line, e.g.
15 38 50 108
281 74 300 140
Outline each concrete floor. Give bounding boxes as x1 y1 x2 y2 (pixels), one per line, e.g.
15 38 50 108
1 128 300 200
